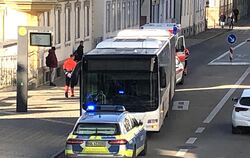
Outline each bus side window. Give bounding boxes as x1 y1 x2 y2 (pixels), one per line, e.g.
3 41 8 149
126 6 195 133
160 67 166 88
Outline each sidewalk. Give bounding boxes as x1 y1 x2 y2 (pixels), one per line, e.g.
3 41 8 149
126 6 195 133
0 27 228 158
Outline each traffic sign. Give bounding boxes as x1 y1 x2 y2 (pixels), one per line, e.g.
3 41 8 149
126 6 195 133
227 34 237 44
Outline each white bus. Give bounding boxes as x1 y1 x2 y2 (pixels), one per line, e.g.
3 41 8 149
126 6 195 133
73 29 178 132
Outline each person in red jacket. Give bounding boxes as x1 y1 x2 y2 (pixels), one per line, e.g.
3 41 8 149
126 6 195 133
47 47 58 86
63 54 77 98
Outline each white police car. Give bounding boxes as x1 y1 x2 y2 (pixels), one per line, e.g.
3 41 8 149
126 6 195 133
232 89 250 134
65 105 147 157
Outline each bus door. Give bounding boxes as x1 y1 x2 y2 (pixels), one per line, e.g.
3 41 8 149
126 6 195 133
175 36 186 64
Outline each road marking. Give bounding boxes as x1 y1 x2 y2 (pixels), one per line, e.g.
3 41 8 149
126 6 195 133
209 62 250 66
203 66 250 123
208 41 246 65
195 127 205 134
40 118 75 126
185 137 197 144
172 101 189 110
175 149 188 157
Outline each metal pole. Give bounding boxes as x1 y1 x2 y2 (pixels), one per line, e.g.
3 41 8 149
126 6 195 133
17 26 28 112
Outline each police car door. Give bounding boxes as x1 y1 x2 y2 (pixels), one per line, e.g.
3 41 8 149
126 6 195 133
175 36 186 63
130 116 145 148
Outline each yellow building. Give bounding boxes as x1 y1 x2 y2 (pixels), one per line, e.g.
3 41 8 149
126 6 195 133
206 0 233 28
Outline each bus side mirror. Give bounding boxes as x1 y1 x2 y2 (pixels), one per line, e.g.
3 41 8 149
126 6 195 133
232 97 239 103
138 121 143 126
160 67 166 88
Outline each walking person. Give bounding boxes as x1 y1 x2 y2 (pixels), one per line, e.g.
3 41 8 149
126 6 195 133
63 54 77 98
219 13 226 28
46 46 58 86
74 40 84 62
228 12 235 29
233 8 239 23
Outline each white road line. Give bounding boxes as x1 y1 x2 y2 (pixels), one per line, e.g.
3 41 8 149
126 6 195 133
195 127 205 133
40 118 75 126
203 66 250 124
208 62 250 66
208 41 246 65
185 137 197 144
175 149 188 157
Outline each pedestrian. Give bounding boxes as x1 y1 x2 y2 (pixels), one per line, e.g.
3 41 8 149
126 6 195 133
46 46 58 86
229 47 234 62
233 8 239 23
228 12 234 29
63 54 77 98
183 47 190 75
74 40 84 62
219 13 226 28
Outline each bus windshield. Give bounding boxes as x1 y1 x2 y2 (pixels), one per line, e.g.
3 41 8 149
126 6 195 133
84 71 158 112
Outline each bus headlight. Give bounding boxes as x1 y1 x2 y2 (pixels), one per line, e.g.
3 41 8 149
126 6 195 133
147 119 158 123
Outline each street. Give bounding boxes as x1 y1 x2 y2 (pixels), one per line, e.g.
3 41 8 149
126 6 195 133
54 26 250 158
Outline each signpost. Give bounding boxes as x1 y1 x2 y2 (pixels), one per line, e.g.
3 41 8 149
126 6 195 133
17 26 52 112
227 34 236 62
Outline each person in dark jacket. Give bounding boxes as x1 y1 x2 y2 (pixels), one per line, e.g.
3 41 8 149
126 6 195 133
219 13 226 28
47 47 58 86
74 40 84 62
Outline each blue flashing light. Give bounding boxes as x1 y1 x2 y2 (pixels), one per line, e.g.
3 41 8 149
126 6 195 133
86 102 96 111
118 90 125 95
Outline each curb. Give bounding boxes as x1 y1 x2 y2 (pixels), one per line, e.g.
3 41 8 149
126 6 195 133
188 29 229 48
50 149 64 158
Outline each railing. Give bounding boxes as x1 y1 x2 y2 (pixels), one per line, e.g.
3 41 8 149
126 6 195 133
0 55 17 89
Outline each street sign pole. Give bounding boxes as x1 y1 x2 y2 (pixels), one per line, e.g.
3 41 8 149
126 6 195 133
16 26 52 112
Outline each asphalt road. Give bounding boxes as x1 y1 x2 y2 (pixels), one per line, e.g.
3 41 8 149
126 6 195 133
55 27 250 158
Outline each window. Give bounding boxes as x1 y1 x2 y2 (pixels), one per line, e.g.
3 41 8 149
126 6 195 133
122 2 126 29
84 1 90 37
106 2 111 33
131 1 135 26
127 1 131 27
112 1 116 32
65 6 71 42
75 4 81 39
74 123 120 135
117 1 121 30
124 118 132 132
240 97 250 106
55 8 61 44
134 0 138 25
44 11 50 27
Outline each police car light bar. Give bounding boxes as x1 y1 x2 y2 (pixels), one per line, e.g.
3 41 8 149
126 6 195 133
86 104 126 112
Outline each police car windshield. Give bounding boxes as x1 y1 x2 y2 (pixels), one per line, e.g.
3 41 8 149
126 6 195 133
74 123 120 135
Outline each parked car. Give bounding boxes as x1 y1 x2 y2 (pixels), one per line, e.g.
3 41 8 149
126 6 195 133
65 105 147 158
232 89 250 134
176 56 184 85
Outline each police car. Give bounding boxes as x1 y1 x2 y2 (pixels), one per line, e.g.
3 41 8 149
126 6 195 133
65 105 147 158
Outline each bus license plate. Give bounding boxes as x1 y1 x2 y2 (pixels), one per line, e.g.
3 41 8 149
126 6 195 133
86 141 106 147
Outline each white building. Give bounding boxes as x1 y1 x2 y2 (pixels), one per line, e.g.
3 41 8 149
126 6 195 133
140 0 175 24
175 0 206 36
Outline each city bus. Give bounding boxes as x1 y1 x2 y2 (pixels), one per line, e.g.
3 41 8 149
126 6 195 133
72 29 179 132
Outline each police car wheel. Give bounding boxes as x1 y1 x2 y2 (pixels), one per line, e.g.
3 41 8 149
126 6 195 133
140 138 147 156
132 145 137 158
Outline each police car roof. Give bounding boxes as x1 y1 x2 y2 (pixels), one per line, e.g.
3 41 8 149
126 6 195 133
241 89 250 97
78 112 126 124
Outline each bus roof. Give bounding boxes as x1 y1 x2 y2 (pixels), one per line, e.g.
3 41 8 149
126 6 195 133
86 47 157 56
96 38 164 49
116 29 171 38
